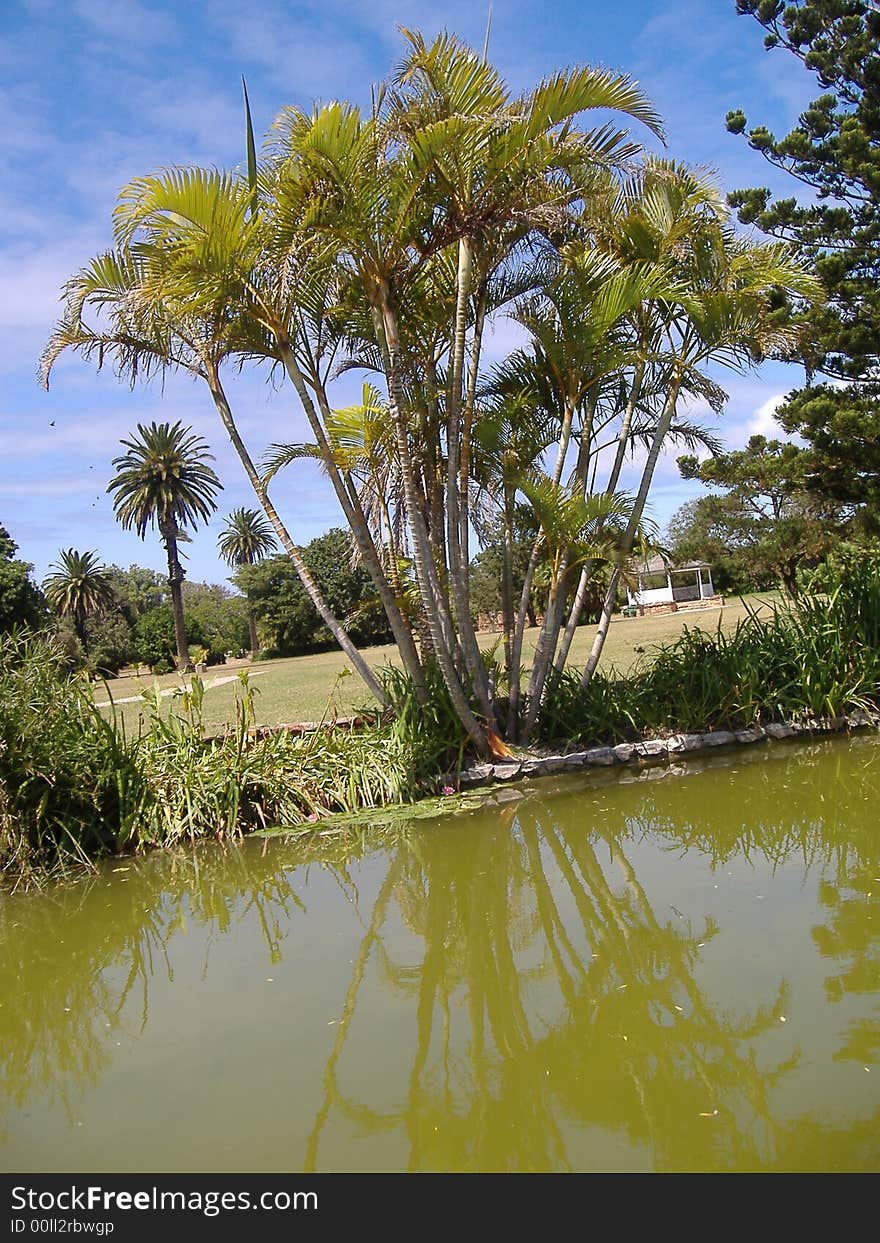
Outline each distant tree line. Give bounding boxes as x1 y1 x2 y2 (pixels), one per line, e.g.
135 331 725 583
0 523 393 676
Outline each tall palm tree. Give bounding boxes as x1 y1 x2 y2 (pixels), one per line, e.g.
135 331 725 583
261 34 663 749
579 230 820 688
42 548 114 655
40 245 391 706
496 249 674 732
217 507 277 656
107 422 221 672
41 29 821 749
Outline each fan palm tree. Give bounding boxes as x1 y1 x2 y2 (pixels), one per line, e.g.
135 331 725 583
217 507 277 656
107 422 221 672
42 548 114 655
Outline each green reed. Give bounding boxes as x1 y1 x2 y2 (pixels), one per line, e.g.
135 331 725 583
535 564 880 744
0 629 144 886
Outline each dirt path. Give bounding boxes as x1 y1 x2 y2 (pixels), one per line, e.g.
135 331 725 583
95 669 267 708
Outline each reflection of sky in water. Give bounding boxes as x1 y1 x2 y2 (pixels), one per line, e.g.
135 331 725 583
2 734 878 1172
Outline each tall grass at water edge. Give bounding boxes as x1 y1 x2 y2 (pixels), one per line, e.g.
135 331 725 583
535 567 880 745
0 630 145 887
0 633 429 887
2 566 879 885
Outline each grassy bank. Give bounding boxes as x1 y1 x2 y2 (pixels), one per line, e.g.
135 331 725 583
536 581 880 745
95 594 779 736
2 578 877 890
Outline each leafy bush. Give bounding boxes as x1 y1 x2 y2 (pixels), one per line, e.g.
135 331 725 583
0 630 144 886
537 669 640 746
381 659 473 780
131 673 419 847
134 605 209 669
535 564 880 744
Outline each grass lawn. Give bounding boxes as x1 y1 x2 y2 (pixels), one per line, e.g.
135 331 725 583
96 593 779 737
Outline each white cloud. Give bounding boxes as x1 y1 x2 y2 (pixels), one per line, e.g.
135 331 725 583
748 392 787 438
73 0 178 48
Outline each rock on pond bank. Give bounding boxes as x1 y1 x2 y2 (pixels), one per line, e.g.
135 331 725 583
456 711 877 790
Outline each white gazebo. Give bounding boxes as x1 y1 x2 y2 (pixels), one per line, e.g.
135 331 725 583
626 554 716 610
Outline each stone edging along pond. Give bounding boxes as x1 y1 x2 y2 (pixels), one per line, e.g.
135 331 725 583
455 709 880 792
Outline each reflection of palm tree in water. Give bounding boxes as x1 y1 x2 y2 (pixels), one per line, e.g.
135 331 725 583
814 866 880 1070
5 751 878 1170
0 843 306 1136
303 805 795 1172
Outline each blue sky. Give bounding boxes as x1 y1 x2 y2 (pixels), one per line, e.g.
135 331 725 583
1 0 819 588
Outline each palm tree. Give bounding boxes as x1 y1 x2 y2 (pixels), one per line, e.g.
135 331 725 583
496 249 674 733
107 422 221 673
42 548 114 655
41 30 820 749
579 218 820 688
217 507 277 656
40 245 391 707
262 33 664 749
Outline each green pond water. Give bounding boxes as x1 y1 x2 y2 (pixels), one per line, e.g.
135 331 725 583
2 735 879 1173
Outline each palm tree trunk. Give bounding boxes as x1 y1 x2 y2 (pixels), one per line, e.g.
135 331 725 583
444 239 495 725
247 608 259 658
459 289 495 721
205 368 388 706
523 394 599 734
459 290 486 567
74 608 88 656
424 357 447 566
555 362 646 675
501 493 517 679
380 294 489 756
520 571 566 744
274 340 427 703
161 521 190 673
507 396 577 735
580 371 683 689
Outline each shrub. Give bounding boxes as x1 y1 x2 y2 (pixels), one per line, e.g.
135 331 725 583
534 564 880 744
0 629 143 886
131 673 420 847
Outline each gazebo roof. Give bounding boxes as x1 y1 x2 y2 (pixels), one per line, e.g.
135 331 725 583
631 555 712 575
633 554 670 575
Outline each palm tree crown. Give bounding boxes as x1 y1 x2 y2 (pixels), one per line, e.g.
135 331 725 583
107 421 221 537
217 507 277 567
42 549 115 650
107 421 221 672
218 507 277 658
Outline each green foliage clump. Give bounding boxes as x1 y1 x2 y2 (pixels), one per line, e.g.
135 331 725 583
776 383 880 534
234 528 392 656
180 581 249 659
0 631 143 886
536 562 880 743
0 646 425 887
534 669 640 746
676 435 836 597
134 605 210 672
133 677 415 847
381 660 473 781
728 0 880 380
0 526 45 634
